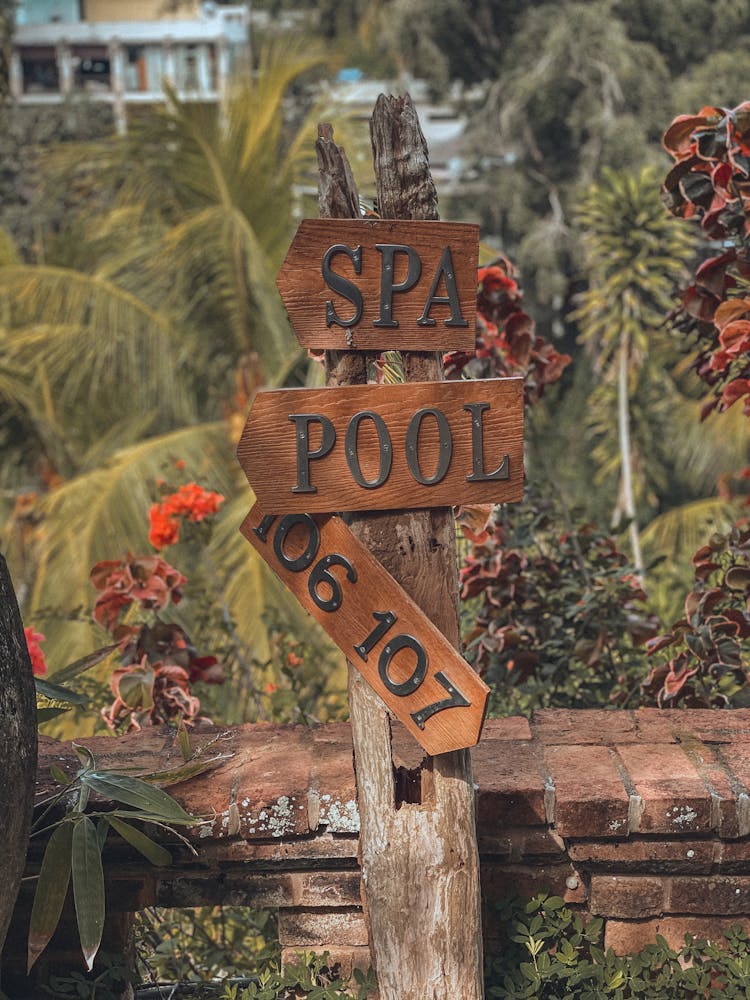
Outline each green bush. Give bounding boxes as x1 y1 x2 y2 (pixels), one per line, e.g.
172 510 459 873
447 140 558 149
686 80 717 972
487 893 750 998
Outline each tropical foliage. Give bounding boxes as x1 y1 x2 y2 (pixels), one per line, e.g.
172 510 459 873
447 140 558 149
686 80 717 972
0 43 331 675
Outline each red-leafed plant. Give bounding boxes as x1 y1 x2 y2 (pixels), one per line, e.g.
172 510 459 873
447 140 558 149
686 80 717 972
643 525 750 706
634 102 750 707
662 103 750 419
444 259 571 403
91 477 225 732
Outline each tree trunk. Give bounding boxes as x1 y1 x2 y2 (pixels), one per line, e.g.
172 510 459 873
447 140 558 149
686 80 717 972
616 336 644 578
0 555 37 978
317 96 484 999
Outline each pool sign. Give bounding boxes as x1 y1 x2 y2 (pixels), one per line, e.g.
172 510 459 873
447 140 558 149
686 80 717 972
237 378 524 514
276 219 479 351
241 505 489 754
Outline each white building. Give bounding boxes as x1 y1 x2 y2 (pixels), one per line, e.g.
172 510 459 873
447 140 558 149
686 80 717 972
10 0 250 132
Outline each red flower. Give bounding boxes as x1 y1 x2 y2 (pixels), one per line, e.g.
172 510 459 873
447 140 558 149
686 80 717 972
148 504 180 549
149 483 224 549
24 627 47 676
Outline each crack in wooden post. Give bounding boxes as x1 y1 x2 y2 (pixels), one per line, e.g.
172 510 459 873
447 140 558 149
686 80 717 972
316 99 484 999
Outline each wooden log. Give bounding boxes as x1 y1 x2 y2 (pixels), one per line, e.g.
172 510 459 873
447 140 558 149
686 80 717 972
317 98 485 998
0 555 37 974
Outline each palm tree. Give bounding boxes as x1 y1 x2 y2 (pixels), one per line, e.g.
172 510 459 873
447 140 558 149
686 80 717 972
572 167 696 576
0 42 340 675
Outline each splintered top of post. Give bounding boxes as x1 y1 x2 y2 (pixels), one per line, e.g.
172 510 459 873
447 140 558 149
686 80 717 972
276 218 479 351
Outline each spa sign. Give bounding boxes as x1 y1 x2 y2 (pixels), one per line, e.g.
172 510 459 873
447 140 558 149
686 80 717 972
276 219 479 351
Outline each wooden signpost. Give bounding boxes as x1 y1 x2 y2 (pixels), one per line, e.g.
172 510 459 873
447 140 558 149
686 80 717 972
241 506 489 754
237 98 521 998
276 218 479 351
238 379 523 514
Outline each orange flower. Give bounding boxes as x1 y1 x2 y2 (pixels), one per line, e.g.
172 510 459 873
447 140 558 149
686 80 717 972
148 504 180 549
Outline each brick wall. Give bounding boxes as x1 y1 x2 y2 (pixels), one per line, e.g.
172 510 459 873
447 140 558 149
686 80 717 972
7 709 750 989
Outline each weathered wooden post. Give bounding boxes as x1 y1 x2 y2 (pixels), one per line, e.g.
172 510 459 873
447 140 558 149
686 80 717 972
0 556 37 980
238 95 524 998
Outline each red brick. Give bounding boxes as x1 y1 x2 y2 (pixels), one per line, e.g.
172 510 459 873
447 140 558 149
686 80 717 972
658 709 750 743
474 740 547 829
310 724 359 834
191 832 359 864
532 710 637 745
605 916 750 955
717 741 750 836
667 876 750 914
279 908 369 947
717 840 750 866
590 876 665 918
678 736 738 836
482 717 533 741
482 863 586 905
224 726 314 840
615 743 711 834
544 745 629 838
568 839 718 870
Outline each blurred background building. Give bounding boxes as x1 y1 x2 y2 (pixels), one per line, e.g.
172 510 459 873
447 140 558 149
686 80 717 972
9 0 250 132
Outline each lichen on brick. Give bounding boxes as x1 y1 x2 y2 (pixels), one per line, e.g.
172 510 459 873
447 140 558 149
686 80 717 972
320 798 360 833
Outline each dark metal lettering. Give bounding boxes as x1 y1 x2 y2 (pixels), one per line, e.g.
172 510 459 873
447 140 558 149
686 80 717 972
378 634 428 697
308 553 357 613
417 246 468 327
323 244 363 328
373 244 422 328
354 610 397 662
273 513 320 572
464 402 510 482
405 407 453 485
345 410 393 489
410 671 471 729
289 413 336 494
253 513 277 543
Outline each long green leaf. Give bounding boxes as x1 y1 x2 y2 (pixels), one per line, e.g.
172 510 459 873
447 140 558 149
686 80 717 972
51 644 119 684
81 771 197 825
71 816 105 972
137 754 233 787
28 821 73 971
108 816 172 867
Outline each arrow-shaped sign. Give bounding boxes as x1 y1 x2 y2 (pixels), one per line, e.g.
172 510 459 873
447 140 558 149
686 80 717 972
276 218 479 351
241 504 489 754
237 378 524 514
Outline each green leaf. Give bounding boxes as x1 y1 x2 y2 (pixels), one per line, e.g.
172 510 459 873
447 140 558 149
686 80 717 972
71 816 105 971
49 763 71 785
72 743 96 770
50 644 119 684
137 754 232 787
108 816 173 867
81 771 197 825
34 678 88 706
28 820 73 971
36 706 72 723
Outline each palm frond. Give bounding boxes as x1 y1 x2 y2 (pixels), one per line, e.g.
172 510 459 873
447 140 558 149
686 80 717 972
641 497 738 558
0 267 194 424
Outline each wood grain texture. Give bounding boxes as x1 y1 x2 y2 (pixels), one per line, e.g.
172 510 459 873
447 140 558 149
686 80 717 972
0 555 37 970
237 378 524 513
240 506 489 754
277 218 479 351
351 95 485 999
